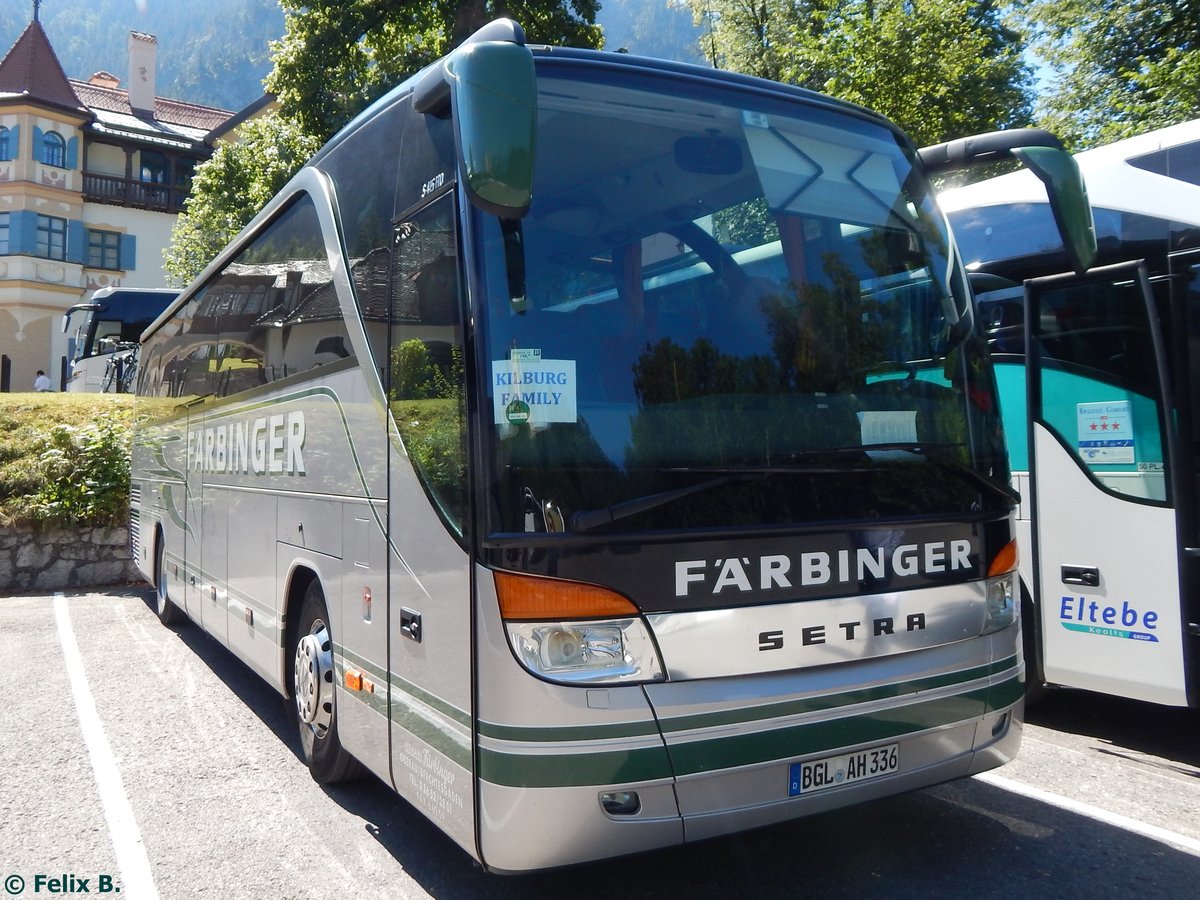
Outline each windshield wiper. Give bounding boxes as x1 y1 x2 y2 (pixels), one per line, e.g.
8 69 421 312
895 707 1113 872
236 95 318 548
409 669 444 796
787 443 1019 505
569 445 1016 533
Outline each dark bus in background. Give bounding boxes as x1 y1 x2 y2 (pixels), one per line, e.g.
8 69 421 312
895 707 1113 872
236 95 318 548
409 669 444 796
62 286 177 392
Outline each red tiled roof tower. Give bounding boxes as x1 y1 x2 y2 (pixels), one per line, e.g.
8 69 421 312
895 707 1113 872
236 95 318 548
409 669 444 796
0 20 84 113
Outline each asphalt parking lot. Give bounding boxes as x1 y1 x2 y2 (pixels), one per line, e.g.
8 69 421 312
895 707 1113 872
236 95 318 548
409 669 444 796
2 587 1198 899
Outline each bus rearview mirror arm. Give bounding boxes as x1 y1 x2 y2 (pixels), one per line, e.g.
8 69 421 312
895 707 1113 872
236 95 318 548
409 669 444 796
62 302 103 333
414 19 536 220
919 128 1097 275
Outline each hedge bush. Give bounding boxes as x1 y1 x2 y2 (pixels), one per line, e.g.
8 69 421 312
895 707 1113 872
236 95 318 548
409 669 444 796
0 394 138 529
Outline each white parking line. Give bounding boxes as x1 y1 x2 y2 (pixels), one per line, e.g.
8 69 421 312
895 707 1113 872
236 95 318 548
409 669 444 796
54 593 160 899
977 771 1200 857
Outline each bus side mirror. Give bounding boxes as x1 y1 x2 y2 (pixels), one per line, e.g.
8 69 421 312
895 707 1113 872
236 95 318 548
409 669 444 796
414 21 535 219
1012 146 1096 276
62 302 103 335
447 40 536 218
413 21 536 219
919 128 1097 275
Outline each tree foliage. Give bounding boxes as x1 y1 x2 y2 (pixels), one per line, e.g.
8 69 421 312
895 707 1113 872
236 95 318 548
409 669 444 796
163 112 321 286
267 0 603 141
689 0 1031 146
166 2 603 286
600 0 705 61
1019 0 1200 148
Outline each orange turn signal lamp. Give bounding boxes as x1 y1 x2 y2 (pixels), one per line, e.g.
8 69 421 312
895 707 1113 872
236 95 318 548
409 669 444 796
343 670 376 693
494 571 639 621
987 540 1019 577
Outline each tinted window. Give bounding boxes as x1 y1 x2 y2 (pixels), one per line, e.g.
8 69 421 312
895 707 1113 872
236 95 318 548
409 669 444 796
1030 271 1168 503
949 204 1170 268
1129 140 1200 187
387 193 469 536
476 70 1005 535
318 95 454 377
142 193 349 399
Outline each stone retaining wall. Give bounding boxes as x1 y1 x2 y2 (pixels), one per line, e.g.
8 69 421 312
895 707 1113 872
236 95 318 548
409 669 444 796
0 525 142 592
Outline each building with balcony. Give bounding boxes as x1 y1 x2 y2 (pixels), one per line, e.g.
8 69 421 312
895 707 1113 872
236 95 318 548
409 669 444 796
0 15 233 390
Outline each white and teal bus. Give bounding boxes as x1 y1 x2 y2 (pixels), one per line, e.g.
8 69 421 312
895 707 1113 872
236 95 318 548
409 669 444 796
941 119 1200 707
131 20 1094 871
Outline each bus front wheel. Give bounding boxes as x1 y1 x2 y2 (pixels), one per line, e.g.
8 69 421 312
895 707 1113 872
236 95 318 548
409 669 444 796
291 580 363 784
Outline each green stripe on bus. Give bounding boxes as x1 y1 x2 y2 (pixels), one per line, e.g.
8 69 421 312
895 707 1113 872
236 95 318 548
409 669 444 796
663 688 990 778
336 642 471 728
477 676 1021 788
478 743 673 788
389 697 473 769
478 718 661 743
334 644 472 767
333 656 472 768
657 655 1018 736
989 671 1025 708
476 656 1018 745
159 552 283 646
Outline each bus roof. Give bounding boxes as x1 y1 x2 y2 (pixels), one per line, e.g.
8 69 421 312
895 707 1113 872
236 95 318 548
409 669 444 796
145 31 912 343
938 118 1200 228
309 42 901 170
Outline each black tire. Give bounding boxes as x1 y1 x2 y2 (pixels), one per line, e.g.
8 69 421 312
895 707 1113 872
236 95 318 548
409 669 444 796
101 356 119 394
153 536 185 626
290 580 364 784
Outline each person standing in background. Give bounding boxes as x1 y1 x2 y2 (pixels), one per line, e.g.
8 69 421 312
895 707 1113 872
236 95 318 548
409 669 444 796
34 370 52 392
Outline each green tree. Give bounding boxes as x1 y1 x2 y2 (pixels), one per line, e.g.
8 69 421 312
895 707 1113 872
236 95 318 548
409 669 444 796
813 1 1030 147
601 0 705 62
163 112 321 286
690 0 820 80
268 0 603 141
689 0 1030 146
167 2 603 285
1018 0 1200 147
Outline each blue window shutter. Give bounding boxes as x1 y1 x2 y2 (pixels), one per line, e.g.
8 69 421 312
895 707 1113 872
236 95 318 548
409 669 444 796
7 124 17 159
120 233 136 270
66 137 78 170
32 126 43 163
13 210 38 254
67 220 86 263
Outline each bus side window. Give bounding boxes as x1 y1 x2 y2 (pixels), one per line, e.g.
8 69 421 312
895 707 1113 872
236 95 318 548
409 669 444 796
318 92 407 379
195 192 348 396
389 194 468 536
1033 276 1168 502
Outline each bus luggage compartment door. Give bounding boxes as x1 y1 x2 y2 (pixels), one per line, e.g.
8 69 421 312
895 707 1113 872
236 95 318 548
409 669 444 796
1025 262 1191 705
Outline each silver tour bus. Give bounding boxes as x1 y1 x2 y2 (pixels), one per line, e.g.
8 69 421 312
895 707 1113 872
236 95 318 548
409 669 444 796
131 20 1095 872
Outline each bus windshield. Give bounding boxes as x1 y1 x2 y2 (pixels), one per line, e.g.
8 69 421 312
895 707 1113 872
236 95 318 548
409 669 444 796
476 68 1006 536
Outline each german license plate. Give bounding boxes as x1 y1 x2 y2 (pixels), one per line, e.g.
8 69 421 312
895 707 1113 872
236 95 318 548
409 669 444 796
788 744 899 796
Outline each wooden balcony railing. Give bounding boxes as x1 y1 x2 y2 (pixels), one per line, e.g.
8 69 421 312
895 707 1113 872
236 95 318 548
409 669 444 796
83 172 187 213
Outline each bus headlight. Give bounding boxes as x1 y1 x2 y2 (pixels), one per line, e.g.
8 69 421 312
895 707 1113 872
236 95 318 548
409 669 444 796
982 571 1016 634
507 619 664 683
981 539 1018 634
494 571 666 684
